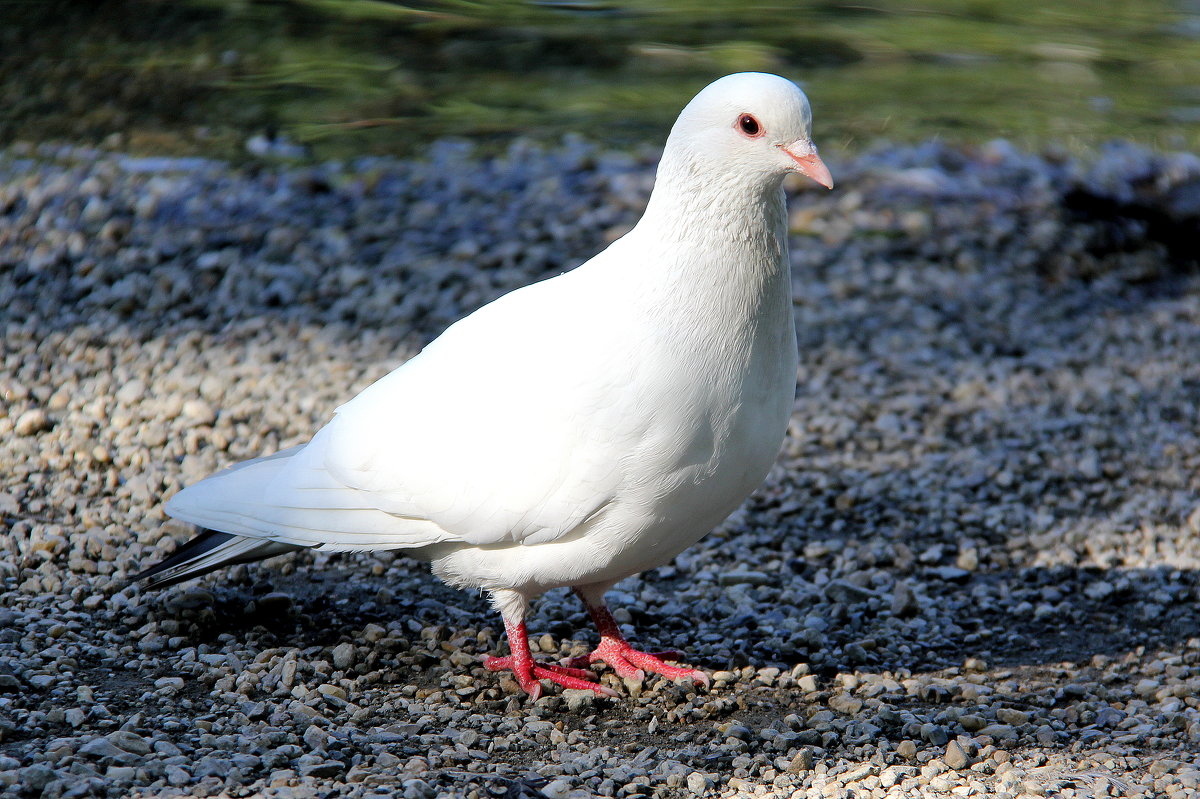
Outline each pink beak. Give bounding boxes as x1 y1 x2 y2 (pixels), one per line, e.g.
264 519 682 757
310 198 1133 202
782 144 834 189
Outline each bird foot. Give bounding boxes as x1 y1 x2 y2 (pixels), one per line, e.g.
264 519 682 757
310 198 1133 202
564 638 710 687
482 654 619 699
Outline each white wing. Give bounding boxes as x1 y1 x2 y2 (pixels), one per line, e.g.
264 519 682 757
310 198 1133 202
167 250 646 551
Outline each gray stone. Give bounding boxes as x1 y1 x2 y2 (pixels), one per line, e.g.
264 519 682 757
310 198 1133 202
943 740 972 770
787 749 814 773
824 579 876 604
300 760 344 778
316 683 348 700
79 738 139 763
995 708 1029 726
194 757 233 778
977 724 1018 742
166 765 191 786
921 723 949 746
930 566 971 582
541 778 574 799
1034 725 1058 745
14 409 49 436
331 642 356 671
718 570 771 586
19 764 55 792
958 714 986 732
257 592 293 611
891 580 920 617
829 692 863 716
563 689 595 712
303 724 330 751
104 765 137 781
107 730 152 756
182 399 216 424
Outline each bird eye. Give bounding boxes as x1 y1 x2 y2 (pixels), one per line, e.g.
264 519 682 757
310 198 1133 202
737 113 762 137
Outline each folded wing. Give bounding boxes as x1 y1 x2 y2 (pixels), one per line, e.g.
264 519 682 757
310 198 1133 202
165 267 638 552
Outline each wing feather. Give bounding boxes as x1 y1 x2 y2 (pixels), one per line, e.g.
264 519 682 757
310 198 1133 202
166 257 642 551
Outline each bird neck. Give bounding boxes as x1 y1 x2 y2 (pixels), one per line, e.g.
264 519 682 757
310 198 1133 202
632 147 790 295
618 150 793 351
638 145 788 249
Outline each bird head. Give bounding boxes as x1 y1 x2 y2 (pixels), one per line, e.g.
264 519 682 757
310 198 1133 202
665 72 833 191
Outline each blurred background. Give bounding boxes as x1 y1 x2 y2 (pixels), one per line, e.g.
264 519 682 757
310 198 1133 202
3 0 1199 159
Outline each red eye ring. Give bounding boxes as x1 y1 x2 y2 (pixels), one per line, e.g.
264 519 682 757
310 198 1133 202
736 113 763 138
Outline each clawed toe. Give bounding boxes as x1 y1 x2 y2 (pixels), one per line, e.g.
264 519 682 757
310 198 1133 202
483 654 619 697
486 600 708 699
566 640 708 687
564 649 686 671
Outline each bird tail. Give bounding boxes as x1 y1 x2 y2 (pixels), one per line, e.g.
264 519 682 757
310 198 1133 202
129 528 306 590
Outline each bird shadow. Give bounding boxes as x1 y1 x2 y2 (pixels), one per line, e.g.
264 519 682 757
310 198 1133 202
158 557 1200 679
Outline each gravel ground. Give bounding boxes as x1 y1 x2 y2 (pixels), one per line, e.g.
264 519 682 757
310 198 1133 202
2 136 1200 798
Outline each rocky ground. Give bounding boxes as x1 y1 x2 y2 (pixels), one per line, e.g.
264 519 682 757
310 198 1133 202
1 136 1200 798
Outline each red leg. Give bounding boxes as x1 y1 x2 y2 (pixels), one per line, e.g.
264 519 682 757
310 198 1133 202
482 616 618 698
565 591 710 687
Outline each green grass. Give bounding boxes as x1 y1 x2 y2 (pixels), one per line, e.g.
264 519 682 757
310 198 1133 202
1 0 1197 159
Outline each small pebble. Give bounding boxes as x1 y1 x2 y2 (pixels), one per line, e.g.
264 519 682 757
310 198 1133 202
13 408 49 436
943 740 972 770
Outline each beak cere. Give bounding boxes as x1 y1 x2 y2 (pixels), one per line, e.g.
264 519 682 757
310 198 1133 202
781 143 834 189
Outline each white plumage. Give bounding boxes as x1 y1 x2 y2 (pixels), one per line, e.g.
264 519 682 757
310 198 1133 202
140 72 833 697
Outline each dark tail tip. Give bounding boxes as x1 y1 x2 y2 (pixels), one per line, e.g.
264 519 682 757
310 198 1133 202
127 528 236 590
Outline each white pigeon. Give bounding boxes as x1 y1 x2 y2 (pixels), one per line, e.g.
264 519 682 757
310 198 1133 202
134 72 833 698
